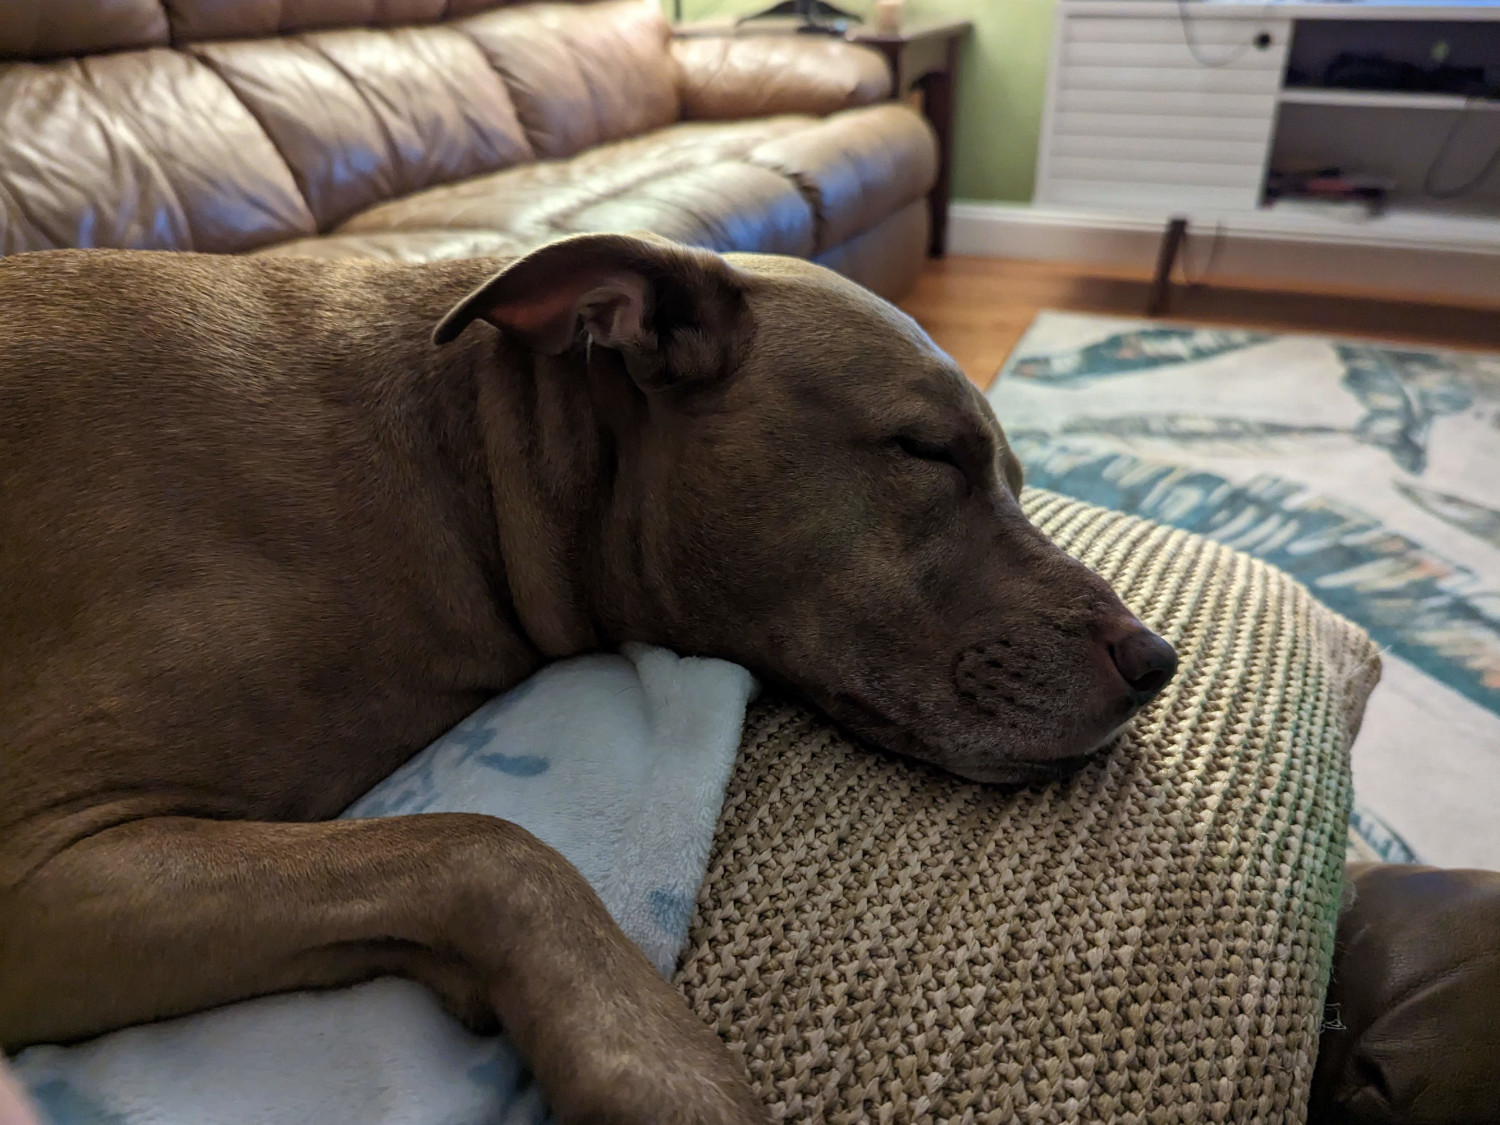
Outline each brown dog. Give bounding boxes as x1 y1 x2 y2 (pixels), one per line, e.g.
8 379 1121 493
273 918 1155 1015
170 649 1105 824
0 234 1176 1124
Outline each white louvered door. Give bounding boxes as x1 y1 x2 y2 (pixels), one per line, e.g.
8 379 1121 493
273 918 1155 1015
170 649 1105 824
1036 6 1291 214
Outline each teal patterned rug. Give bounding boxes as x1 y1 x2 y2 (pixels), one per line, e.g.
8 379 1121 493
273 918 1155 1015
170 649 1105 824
991 313 1500 870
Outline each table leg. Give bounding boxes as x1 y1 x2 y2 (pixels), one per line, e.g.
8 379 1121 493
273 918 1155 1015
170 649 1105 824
1147 217 1189 316
919 40 960 257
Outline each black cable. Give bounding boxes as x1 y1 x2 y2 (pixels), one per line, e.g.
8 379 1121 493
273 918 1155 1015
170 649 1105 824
1423 97 1500 201
1178 221 1226 287
1176 0 1261 69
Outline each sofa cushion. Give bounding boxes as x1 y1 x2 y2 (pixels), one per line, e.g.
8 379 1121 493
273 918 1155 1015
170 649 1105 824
252 226 540 261
747 102 938 252
164 0 447 43
0 0 168 62
1310 863 1500 1125
331 106 937 261
195 26 534 230
347 159 815 258
0 48 315 254
340 116 814 235
814 197 928 301
458 0 679 160
672 35 891 121
337 118 822 256
163 0 543 42
678 490 1380 1124
551 161 816 255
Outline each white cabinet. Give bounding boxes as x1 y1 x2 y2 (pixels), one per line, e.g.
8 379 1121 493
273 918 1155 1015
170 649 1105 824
1034 0 1500 258
1037 8 1290 212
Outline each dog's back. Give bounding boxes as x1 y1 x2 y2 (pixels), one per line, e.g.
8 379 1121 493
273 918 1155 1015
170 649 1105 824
1 236 1178 1124
0 251 531 879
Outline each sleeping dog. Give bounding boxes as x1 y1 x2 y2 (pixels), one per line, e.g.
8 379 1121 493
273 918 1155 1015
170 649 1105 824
0 234 1176 1123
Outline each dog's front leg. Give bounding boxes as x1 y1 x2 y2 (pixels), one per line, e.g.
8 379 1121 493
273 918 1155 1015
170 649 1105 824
0 813 764 1125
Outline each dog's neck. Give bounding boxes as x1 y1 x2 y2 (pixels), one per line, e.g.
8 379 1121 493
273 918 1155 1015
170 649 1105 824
462 332 642 663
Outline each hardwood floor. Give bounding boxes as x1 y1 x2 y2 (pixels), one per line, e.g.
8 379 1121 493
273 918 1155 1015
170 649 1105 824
899 256 1500 391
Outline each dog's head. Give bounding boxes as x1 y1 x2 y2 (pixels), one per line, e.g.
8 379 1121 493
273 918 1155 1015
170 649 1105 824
435 234 1176 783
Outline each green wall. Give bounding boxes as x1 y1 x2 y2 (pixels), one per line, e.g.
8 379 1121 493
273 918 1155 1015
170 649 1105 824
668 0 1056 202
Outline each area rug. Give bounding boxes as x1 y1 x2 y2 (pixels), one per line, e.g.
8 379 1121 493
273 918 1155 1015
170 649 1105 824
989 312 1500 870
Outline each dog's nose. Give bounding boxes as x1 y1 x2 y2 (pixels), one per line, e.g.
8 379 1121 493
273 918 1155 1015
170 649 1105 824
1109 627 1178 705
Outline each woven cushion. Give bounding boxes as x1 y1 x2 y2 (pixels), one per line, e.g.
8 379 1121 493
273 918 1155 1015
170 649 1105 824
675 490 1381 1124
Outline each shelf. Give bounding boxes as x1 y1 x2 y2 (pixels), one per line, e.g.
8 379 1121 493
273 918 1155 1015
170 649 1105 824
1245 197 1500 250
1031 196 1500 252
1062 1 1500 21
1280 87 1500 111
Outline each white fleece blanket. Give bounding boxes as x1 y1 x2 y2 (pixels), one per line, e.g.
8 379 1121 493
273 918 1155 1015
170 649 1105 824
13 644 757 1125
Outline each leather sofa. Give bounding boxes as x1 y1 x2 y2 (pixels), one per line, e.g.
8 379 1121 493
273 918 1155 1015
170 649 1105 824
1 3 1495 1122
1311 863 1500 1125
0 0 934 299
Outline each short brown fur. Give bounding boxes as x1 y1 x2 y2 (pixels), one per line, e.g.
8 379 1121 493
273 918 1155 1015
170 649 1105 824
0 237 1171 1123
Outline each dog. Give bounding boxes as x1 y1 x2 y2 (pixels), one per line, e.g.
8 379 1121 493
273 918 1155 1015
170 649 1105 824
0 233 1177 1124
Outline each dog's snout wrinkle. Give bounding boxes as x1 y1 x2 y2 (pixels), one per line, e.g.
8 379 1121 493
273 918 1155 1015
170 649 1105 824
953 641 1045 720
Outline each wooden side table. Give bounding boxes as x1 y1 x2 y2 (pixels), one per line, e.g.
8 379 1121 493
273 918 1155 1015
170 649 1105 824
844 19 971 257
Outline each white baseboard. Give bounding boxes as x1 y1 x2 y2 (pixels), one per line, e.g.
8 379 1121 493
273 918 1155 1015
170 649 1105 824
946 202 1500 307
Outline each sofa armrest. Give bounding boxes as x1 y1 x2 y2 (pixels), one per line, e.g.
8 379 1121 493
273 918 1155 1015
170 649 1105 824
670 35 891 121
1310 863 1500 1125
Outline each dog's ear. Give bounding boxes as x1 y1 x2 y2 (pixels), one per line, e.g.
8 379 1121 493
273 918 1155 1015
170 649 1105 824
431 233 749 391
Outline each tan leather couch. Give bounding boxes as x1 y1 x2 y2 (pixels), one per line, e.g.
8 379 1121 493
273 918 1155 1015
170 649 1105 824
1311 863 1500 1125
0 0 935 298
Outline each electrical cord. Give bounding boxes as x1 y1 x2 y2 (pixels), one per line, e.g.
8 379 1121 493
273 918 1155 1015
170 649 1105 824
1177 220 1226 287
1172 2 1269 287
1176 0 1272 69
1423 96 1500 200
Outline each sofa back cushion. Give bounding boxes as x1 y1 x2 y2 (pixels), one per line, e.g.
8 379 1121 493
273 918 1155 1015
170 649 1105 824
0 0 168 61
0 0 670 254
461 0 678 160
195 26 534 230
163 0 449 43
0 48 316 254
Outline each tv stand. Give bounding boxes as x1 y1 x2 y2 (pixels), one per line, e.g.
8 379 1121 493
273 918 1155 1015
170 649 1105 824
1033 0 1500 308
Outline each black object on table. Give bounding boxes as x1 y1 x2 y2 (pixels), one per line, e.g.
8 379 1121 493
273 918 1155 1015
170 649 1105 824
735 0 862 34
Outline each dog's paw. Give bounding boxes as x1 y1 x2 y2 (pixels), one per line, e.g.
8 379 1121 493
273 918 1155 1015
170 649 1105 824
558 1006 767 1125
566 1067 767 1125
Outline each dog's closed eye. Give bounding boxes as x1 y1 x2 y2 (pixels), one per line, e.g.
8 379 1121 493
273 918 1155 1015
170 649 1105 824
891 434 969 492
892 434 962 469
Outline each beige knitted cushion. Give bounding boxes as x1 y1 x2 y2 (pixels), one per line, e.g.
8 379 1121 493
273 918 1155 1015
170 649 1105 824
675 490 1381 1125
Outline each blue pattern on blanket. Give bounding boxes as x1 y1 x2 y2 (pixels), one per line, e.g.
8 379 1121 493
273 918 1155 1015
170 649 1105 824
466 1047 549 1125
344 682 551 817
15 646 757 1125
26 1081 129 1125
648 887 698 935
